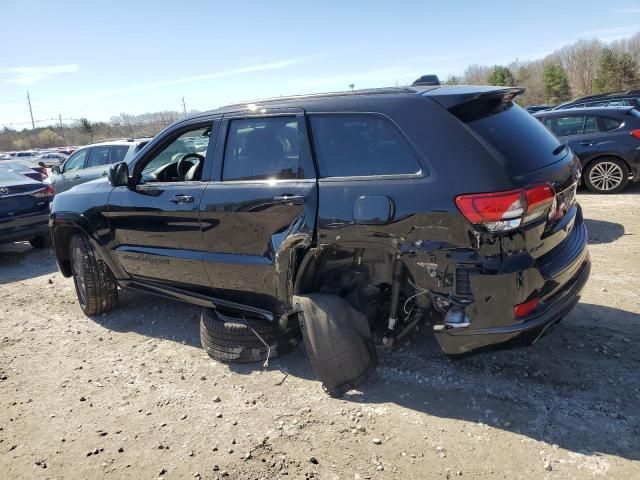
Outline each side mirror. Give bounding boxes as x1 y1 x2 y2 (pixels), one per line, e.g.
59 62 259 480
51 165 61 174
108 162 130 187
38 161 46 168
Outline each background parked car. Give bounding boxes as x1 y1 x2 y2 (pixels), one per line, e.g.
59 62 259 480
37 152 67 167
534 106 640 193
525 104 554 113
0 161 48 182
551 90 640 110
0 166 54 248
47 138 151 193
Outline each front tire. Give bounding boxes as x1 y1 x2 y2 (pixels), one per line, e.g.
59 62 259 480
69 233 118 315
584 158 629 194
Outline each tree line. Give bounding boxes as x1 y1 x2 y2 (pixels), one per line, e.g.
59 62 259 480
0 111 187 152
446 33 640 106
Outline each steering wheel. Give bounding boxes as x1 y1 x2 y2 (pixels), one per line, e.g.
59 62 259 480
176 153 205 180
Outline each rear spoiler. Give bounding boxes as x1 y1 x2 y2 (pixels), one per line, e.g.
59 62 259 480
422 86 525 122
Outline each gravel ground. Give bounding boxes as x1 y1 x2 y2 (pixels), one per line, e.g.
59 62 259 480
1 187 639 479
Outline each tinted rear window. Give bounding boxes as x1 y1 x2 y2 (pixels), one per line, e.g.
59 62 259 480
310 114 421 177
462 103 564 175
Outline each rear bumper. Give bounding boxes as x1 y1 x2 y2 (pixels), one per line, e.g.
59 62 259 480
434 221 590 355
0 211 50 244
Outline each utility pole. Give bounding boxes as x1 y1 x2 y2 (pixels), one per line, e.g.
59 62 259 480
58 114 65 141
181 96 187 117
27 91 35 129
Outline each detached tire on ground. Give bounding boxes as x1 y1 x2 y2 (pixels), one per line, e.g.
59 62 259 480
200 308 302 363
69 233 118 315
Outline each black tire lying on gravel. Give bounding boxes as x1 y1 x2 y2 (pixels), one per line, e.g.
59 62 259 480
200 308 302 363
69 233 118 315
29 234 51 249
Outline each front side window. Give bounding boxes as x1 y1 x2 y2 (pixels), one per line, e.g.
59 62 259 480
63 149 88 172
109 145 130 164
554 116 586 137
86 146 110 168
140 125 211 182
223 117 303 181
310 114 421 178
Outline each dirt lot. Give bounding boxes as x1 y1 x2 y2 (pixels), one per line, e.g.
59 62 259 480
1 188 639 480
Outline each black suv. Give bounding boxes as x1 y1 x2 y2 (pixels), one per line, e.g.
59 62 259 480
535 106 640 193
552 90 640 110
50 85 589 394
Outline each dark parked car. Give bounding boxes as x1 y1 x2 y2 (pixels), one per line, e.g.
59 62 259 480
534 106 640 193
0 167 54 248
552 90 640 110
50 85 589 395
1 161 48 182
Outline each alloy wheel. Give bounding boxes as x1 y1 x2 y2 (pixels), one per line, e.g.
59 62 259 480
589 161 624 192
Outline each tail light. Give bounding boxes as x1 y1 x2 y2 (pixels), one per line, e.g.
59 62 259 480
513 296 539 318
455 183 554 232
630 129 640 139
30 184 55 198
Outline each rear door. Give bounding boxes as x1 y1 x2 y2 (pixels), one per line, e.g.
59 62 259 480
199 110 317 313
108 119 218 291
547 114 602 162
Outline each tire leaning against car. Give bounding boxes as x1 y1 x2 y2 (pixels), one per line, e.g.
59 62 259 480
584 157 629 194
69 233 118 315
200 308 302 363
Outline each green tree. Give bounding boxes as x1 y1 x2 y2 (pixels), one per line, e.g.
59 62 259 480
12 138 30 150
542 63 571 104
618 52 637 89
444 75 461 85
38 128 61 147
79 118 93 140
487 65 515 86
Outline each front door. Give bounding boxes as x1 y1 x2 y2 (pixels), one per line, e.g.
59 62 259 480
55 148 89 192
107 119 218 292
199 111 318 313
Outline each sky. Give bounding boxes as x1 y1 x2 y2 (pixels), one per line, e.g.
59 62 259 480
1 0 640 129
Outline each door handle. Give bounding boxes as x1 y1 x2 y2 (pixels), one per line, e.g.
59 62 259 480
74 175 81 179
273 194 306 205
170 194 194 204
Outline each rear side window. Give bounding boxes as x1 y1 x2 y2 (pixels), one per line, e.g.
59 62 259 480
460 103 563 175
309 114 420 178
109 145 130 163
223 117 304 181
86 146 110 167
587 99 628 107
552 115 600 136
601 117 622 132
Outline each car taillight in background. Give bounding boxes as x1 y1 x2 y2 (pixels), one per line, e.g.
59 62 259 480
30 184 55 199
455 183 555 232
630 129 640 139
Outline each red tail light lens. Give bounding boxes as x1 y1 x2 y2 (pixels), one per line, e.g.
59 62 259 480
513 296 539 318
30 184 56 198
455 183 554 232
630 129 640 139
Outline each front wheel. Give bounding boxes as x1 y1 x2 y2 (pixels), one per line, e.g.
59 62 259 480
69 233 118 315
584 158 629 194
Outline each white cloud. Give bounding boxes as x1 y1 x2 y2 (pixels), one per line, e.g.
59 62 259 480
2 64 79 85
85 57 312 98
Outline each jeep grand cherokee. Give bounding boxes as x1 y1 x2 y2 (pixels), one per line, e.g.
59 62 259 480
49 85 590 394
